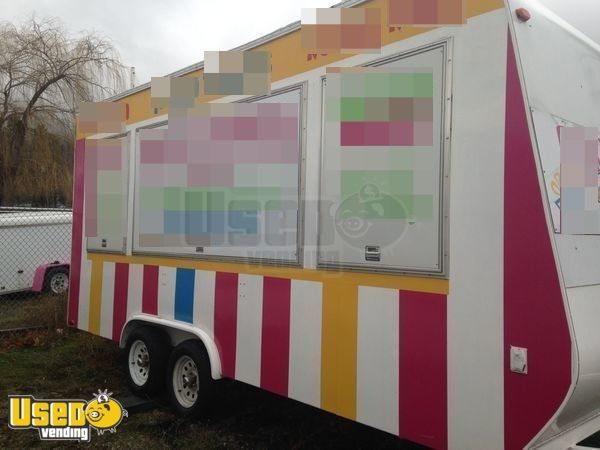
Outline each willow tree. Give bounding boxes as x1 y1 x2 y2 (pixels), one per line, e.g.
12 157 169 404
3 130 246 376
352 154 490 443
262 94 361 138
0 17 126 206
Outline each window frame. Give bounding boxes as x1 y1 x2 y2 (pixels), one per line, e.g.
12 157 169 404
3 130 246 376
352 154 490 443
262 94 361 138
85 131 131 254
131 82 308 266
316 40 452 277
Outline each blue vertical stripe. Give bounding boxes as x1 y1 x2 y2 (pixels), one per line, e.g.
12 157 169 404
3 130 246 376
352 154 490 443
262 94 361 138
174 268 195 323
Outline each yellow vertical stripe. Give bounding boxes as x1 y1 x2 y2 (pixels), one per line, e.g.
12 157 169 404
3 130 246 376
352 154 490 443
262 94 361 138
321 279 358 420
88 259 103 334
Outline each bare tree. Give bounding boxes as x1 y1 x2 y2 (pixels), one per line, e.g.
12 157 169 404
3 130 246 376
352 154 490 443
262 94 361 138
0 16 126 206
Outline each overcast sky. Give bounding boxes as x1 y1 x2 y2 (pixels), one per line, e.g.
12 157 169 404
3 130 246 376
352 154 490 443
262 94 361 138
1 0 598 90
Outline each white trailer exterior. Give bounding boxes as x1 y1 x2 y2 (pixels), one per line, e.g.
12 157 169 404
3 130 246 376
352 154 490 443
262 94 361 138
68 1 600 448
0 210 71 294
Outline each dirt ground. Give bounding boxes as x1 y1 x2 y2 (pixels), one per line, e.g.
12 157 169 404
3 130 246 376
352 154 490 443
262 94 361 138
0 328 425 449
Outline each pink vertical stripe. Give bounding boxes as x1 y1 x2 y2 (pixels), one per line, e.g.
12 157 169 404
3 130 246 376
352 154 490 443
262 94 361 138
214 272 238 378
142 265 159 315
112 263 129 342
260 277 291 396
504 32 571 449
68 139 86 327
399 290 447 450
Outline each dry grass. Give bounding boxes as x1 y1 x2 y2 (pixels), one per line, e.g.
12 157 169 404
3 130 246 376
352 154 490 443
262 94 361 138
0 291 67 330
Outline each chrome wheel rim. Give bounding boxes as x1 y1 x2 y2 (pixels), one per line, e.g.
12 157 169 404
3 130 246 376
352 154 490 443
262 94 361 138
129 340 150 386
50 273 68 294
173 355 199 408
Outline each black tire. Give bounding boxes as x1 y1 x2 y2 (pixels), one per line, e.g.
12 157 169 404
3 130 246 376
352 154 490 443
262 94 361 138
125 327 170 395
44 267 69 295
166 340 214 418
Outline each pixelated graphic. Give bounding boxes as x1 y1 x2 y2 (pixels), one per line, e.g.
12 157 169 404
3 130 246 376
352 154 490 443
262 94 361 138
388 0 466 26
137 102 299 248
151 76 200 109
321 66 436 233
79 102 127 134
326 67 433 147
301 8 381 54
203 51 271 95
560 126 600 234
84 138 128 238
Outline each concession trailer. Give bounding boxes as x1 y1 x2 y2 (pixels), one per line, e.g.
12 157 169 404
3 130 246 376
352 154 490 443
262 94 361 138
67 0 600 448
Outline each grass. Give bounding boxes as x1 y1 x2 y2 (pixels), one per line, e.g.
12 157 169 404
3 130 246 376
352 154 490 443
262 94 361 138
0 291 67 330
0 329 423 449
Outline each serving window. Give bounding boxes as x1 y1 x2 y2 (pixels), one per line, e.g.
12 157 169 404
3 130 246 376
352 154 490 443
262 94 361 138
318 44 449 274
133 85 304 263
85 133 130 253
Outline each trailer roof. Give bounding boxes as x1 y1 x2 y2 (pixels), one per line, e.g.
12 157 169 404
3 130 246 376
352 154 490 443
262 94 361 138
0 210 72 227
81 0 505 130
105 0 368 102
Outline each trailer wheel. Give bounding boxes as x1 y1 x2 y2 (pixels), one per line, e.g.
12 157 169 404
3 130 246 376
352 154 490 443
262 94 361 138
44 267 69 295
167 340 214 418
125 327 170 395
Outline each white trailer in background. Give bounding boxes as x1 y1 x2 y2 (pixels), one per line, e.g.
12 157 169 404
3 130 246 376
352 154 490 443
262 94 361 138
0 210 71 295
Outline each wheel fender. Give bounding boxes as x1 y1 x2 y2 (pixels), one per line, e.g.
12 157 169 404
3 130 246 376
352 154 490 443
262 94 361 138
120 315 222 380
32 262 70 292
